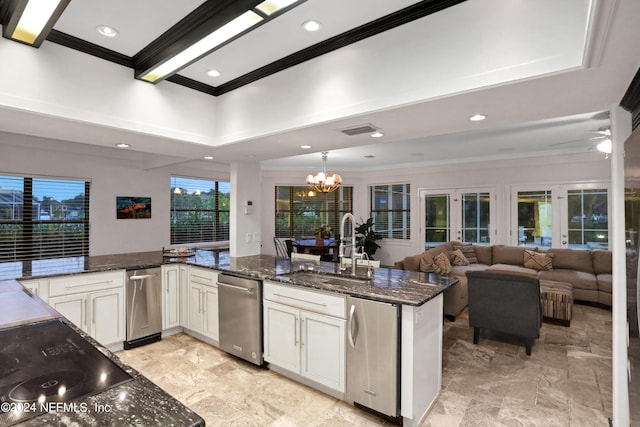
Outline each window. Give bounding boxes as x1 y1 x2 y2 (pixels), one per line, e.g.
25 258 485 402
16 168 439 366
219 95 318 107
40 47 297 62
370 184 410 239
171 176 230 245
275 186 353 238
0 175 90 262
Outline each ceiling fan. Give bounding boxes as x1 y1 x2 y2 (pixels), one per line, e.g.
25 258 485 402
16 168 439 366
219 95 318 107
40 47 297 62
548 128 611 151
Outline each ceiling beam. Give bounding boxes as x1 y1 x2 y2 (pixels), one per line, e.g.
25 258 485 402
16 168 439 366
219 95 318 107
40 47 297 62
132 0 262 82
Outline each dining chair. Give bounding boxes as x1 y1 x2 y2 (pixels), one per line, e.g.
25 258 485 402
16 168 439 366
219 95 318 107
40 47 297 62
273 237 288 257
284 239 294 257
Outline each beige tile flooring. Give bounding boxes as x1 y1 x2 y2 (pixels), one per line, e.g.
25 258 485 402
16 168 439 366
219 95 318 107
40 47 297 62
117 304 612 426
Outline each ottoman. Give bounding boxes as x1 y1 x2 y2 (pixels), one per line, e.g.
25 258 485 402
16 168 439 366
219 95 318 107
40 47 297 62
539 280 573 327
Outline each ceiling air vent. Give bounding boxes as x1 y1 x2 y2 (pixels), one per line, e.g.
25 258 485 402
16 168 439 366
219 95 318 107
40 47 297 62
340 124 378 136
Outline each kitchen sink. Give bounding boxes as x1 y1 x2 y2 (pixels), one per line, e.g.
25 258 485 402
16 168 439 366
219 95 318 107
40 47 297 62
285 271 371 287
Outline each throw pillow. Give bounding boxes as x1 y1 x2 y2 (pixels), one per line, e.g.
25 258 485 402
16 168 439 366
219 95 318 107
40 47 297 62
452 243 478 264
433 252 452 275
419 255 436 273
449 249 470 266
523 249 553 271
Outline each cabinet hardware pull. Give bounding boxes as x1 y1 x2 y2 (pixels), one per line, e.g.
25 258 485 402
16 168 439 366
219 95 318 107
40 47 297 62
300 318 305 348
294 316 299 346
92 298 96 325
348 304 357 348
273 293 327 307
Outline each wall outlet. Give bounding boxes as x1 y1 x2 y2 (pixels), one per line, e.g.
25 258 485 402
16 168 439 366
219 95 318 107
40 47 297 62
253 232 259 242
245 233 252 243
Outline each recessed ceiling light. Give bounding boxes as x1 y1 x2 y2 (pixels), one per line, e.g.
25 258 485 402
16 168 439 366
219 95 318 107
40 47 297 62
469 114 487 121
302 20 321 32
207 69 221 77
97 25 118 37
300 144 312 149
204 156 214 160
115 143 130 148
370 131 384 138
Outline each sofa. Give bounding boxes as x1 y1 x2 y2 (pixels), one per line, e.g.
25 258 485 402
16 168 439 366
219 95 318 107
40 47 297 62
393 241 612 319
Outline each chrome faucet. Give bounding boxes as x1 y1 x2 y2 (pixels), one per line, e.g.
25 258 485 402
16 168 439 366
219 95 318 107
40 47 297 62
339 213 363 275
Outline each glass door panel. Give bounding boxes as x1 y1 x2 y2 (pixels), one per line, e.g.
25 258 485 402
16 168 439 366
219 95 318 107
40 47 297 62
567 189 608 249
461 192 491 244
422 188 495 249
424 193 450 249
517 190 553 248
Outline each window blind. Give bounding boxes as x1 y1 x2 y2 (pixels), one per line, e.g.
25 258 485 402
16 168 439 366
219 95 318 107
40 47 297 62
0 175 90 262
275 186 353 238
370 183 410 239
170 176 230 245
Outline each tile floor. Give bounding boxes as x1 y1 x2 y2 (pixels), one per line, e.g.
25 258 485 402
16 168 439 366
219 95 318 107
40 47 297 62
117 304 613 426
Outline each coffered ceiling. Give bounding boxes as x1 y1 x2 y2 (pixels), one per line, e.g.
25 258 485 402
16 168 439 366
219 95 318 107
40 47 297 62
0 0 639 170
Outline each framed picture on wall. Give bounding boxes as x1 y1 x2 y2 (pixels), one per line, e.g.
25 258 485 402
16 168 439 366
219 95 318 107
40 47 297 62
116 196 151 219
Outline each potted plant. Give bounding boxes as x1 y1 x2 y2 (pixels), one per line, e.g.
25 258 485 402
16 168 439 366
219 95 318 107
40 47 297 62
315 224 332 245
355 217 383 259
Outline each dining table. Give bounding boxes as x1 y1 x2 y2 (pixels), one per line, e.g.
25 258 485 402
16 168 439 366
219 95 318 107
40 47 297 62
291 238 337 259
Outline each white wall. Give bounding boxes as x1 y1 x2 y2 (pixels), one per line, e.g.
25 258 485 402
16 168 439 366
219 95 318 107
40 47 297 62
261 152 611 266
0 39 217 147
0 132 229 256
230 161 262 257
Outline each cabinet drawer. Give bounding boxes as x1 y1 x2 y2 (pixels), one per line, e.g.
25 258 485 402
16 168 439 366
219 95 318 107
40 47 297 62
189 267 217 287
49 271 125 297
264 281 345 319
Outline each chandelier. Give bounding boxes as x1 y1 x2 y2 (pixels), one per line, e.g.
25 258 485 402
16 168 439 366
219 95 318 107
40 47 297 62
306 151 342 193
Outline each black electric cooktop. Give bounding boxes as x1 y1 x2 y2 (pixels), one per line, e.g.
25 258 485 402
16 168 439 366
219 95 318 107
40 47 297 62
0 319 132 426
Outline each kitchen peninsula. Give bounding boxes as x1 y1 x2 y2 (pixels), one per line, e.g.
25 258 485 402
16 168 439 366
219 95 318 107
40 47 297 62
0 279 205 427
0 250 455 427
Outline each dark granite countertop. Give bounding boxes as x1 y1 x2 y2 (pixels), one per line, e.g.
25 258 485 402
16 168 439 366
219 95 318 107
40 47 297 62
1 250 455 306
0 280 204 427
194 254 457 306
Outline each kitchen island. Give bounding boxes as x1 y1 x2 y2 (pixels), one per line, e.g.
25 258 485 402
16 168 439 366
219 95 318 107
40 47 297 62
1 250 455 427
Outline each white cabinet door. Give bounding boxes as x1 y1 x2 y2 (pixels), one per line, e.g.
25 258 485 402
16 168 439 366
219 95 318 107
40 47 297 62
188 283 204 334
203 285 219 341
301 311 345 393
90 287 124 346
48 293 88 333
162 265 181 330
263 300 300 373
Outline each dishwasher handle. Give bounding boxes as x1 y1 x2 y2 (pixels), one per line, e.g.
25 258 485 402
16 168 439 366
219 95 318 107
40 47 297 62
217 282 254 293
129 274 155 280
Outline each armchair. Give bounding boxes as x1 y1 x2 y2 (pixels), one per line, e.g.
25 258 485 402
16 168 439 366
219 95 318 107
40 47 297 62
466 271 542 355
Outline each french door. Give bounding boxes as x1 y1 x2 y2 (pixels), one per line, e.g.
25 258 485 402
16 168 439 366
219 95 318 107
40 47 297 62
420 188 496 249
511 183 610 249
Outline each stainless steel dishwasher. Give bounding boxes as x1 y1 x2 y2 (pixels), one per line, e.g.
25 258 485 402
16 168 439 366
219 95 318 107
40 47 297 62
124 267 162 349
217 273 263 366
